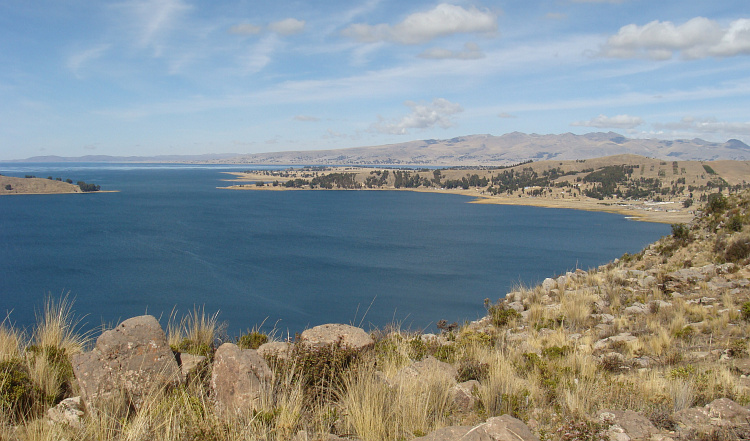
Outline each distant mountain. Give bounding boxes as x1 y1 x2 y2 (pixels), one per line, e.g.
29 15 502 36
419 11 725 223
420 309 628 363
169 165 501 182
218 132 750 165
7 132 750 165
5 153 240 163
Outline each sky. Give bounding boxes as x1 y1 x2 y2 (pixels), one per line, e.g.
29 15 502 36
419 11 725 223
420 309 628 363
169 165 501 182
1 0 750 160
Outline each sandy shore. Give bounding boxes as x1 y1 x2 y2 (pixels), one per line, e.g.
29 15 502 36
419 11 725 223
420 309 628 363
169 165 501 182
218 179 694 224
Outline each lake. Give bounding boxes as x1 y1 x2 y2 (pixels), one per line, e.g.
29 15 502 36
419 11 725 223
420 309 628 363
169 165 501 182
0 163 669 338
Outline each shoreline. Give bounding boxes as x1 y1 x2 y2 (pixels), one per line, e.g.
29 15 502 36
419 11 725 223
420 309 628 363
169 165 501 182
218 182 694 224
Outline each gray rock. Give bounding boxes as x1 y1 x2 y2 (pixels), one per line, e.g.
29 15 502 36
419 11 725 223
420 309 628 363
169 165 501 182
47 396 84 429
72 315 180 411
257 341 291 361
542 277 556 291
211 343 272 414
395 356 458 384
299 324 374 352
178 352 208 384
414 414 540 441
673 398 750 431
507 301 525 313
598 409 658 440
450 380 480 412
624 303 648 315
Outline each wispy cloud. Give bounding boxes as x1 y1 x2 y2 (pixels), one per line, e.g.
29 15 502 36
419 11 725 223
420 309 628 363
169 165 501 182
67 44 110 78
371 98 463 135
119 0 192 51
417 42 484 60
653 116 750 137
571 114 644 129
229 23 262 35
294 115 319 122
342 3 497 45
268 18 306 35
599 17 750 60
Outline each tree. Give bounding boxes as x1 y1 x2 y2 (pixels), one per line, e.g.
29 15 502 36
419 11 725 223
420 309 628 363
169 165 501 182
4 184 11 190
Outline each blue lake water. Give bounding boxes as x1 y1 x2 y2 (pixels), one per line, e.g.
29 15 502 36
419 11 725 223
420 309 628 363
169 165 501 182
0 163 669 337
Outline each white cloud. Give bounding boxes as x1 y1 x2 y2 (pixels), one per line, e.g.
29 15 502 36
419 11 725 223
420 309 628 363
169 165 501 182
653 116 750 137
294 115 319 122
229 23 262 35
600 17 750 60
497 112 516 118
417 42 484 59
371 98 463 135
545 12 567 20
342 3 497 45
571 114 644 129
268 18 306 36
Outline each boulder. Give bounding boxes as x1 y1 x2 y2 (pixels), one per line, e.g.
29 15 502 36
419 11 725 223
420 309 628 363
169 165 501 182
673 398 750 431
598 409 658 440
257 341 292 361
450 380 480 412
72 315 180 411
395 356 458 384
413 414 539 441
211 343 272 414
177 352 208 384
542 278 556 292
47 396 84 429
299 324 374 352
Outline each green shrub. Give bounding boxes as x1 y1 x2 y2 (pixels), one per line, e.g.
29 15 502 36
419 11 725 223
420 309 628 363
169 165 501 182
556 419 608 441
172 339 212 358
728 214 744 232
725 237 750 262
671 223 690 240
237 331 268 350
0 359 43 422
457 359 489 382
486 302 521 328
275 340 362 403
706 193 728 214
741 302 750 321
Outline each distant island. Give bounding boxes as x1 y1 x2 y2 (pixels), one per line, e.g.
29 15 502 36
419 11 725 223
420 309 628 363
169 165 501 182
0 174 102 195
220 154 750 224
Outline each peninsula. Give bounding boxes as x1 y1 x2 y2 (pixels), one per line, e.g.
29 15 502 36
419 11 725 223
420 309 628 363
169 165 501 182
0 175 103 195
220 154 750 224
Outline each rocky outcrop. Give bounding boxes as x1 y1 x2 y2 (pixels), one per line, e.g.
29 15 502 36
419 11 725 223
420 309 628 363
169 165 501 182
299 323 374 351
673 398 750 433
414 415 540 441
72 315 180 411
210 342 272 414
598 409 658 440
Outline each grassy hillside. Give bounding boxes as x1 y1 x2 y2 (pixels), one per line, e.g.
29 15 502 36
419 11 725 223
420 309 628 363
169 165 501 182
2 190 750 440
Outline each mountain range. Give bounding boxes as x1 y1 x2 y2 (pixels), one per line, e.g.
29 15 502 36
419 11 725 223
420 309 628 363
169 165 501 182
8 132 750 165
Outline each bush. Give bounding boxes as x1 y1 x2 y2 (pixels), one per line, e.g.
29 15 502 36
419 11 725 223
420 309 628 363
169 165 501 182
0 359 43 422
172 339 212 358
275 340 362 403
237 331 268 350
706 193 728 214
727 214 744 232
556 419 609 441
671 223 690 240
725 237 750 262
486 302 520 328
457 359 489 382
741 302 750 322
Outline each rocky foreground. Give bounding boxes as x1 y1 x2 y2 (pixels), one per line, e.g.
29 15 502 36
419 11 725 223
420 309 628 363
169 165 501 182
3 190 750 441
